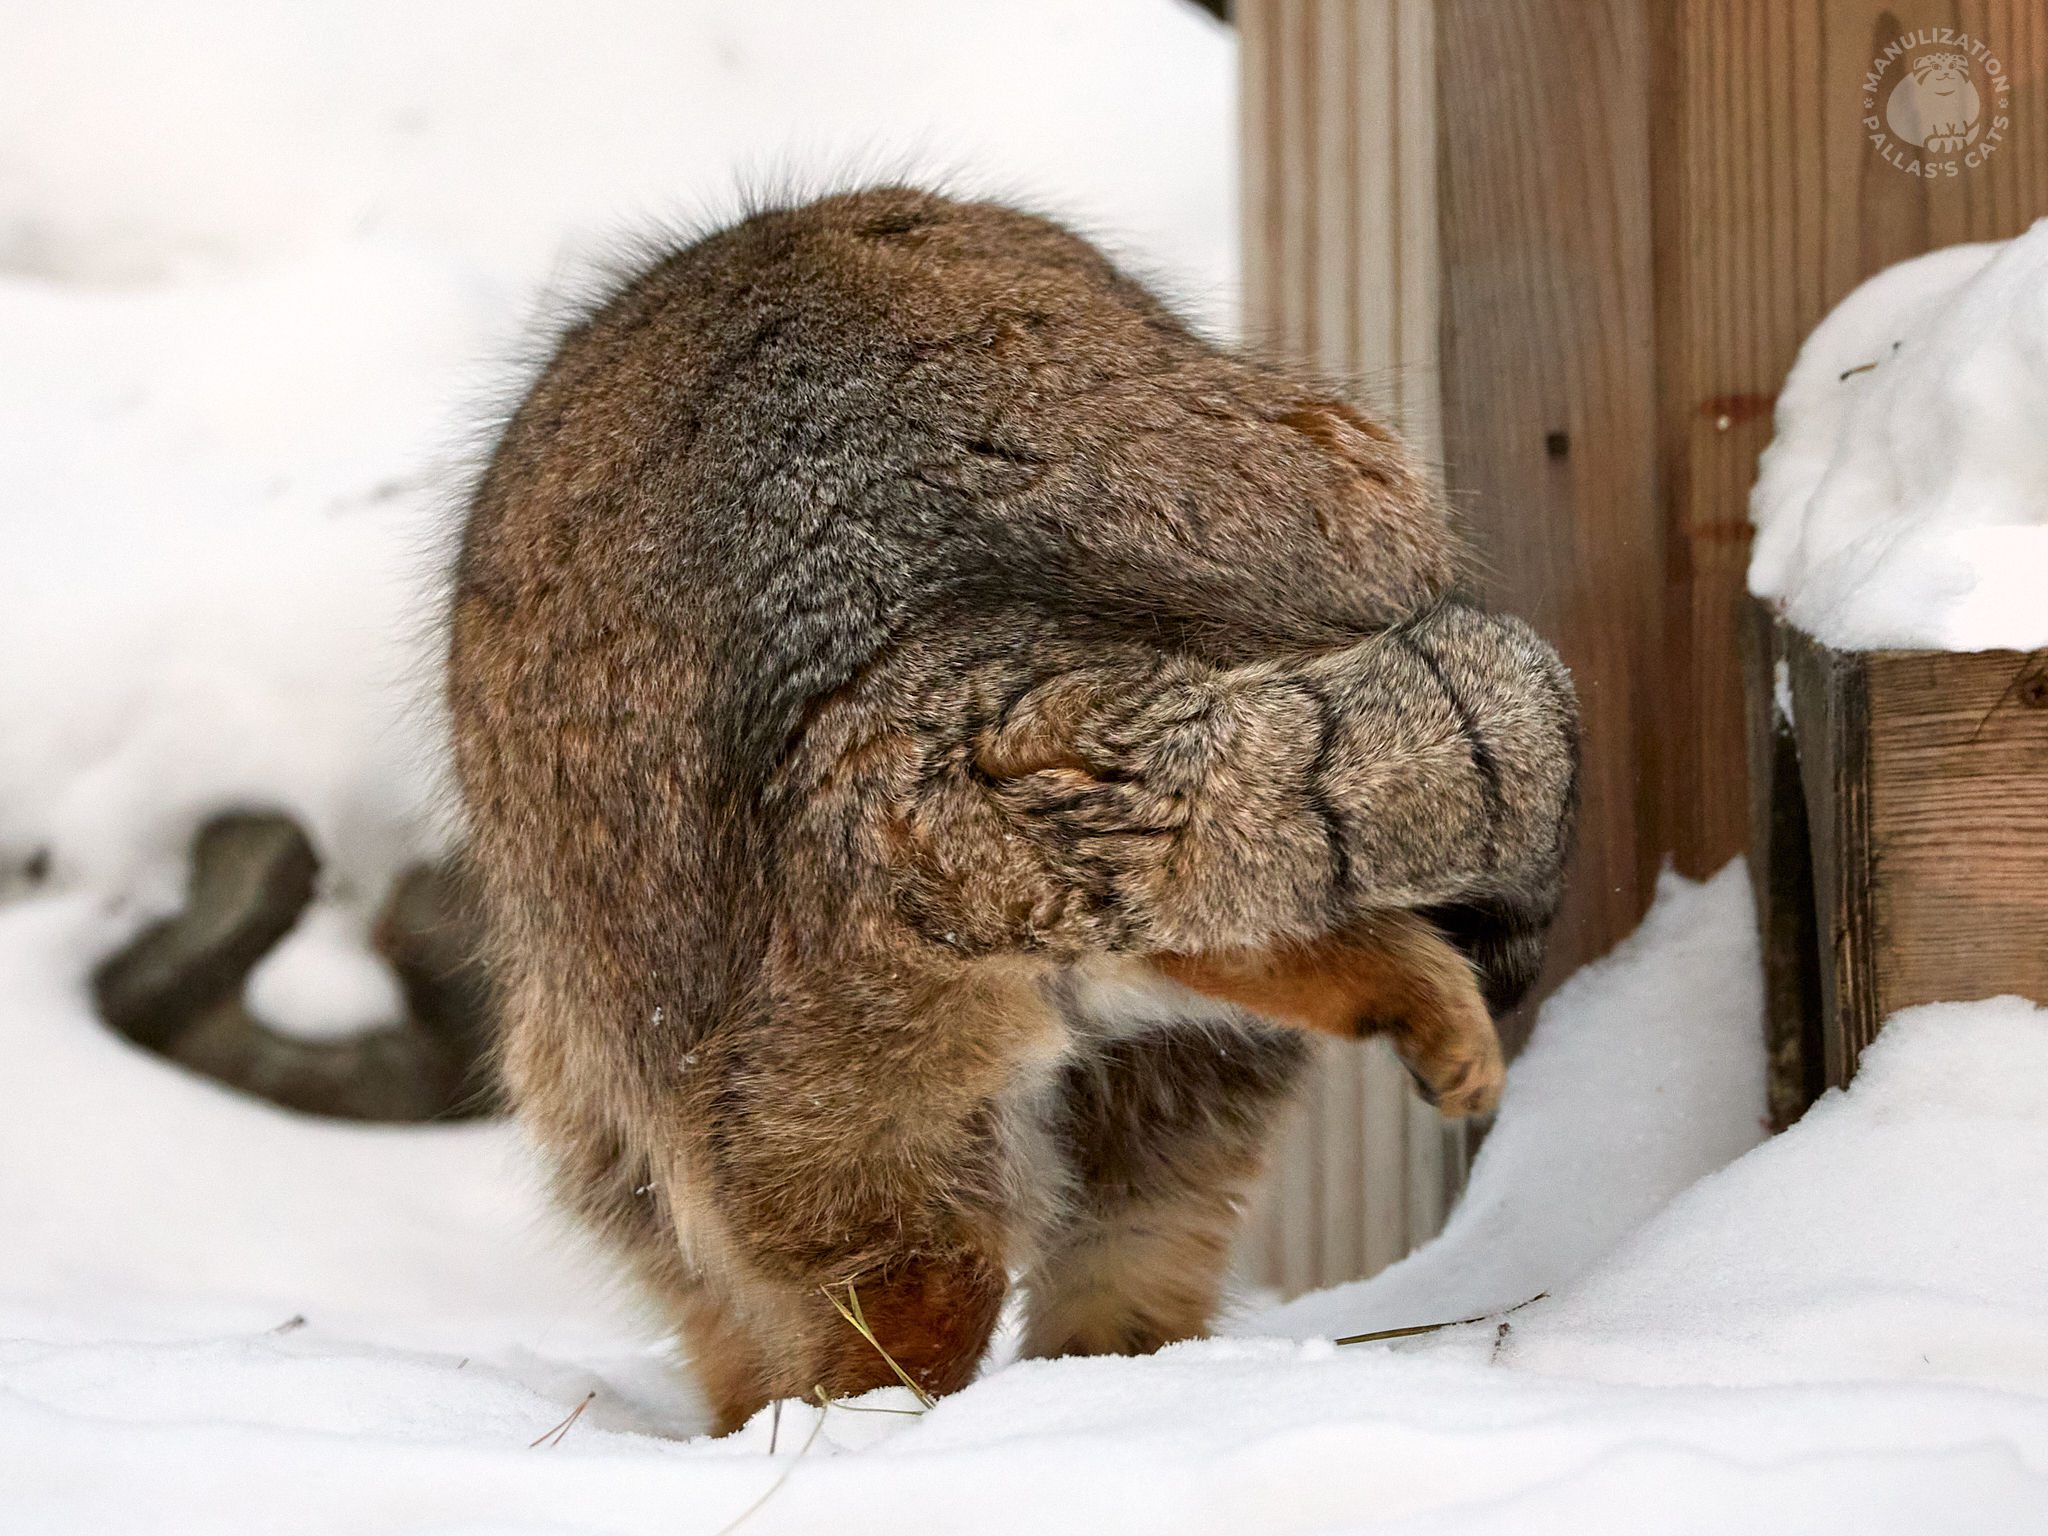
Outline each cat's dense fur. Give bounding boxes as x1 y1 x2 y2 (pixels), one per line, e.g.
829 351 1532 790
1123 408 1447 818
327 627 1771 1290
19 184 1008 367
449 187 1579 1432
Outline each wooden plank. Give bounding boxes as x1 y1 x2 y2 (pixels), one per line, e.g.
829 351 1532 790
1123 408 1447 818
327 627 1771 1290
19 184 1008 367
1392 0 1440 467
1315 0 1357 377
1652 1 2048 892
1275 1 1317 357
1436 0 1662 1042
1358 1042 1410 1274
1237 0 1458 1298
1315 1037 1362 1280
1784 625 1877 1088
1249 1 2048 1206
1345 0 1392 414
1739 597 1825 1129
1239 0 1277 335
1866 647 2048 1024
1777 627 2048 1089
1272 1060 1319 1296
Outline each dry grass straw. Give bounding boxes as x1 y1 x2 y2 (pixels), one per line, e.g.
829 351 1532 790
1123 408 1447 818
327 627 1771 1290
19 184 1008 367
820 1283 938 1409
713 1283 934 1534
528 1390 596 1448
1334 1292 1548 1347
712 1400 826 1536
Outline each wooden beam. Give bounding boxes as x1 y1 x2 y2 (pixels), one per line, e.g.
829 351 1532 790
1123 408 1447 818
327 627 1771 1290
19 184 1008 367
1237 0 2048 1288
1783 623 1877 1090
1436 0 1663 1037
1866 647 2048 1028
1778 624 2048 1089
1443 0 2048 1027
1652 1 2048 886
1739 596 1825 1131
1237 0 1455 1297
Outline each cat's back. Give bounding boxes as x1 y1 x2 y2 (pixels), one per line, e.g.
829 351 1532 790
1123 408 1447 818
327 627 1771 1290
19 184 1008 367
456 186 1449 671
448 188 1458 1006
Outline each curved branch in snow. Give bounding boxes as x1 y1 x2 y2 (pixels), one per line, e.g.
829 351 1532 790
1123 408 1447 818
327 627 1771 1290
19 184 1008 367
91 813 500 1122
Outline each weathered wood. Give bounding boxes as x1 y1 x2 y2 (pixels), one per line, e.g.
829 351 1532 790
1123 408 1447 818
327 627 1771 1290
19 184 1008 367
1652 1 2048 891
1239 0 1452 1297
1443 0 2048 1094
1739 596 1825 1129
1243 0 1439 456
1775 619 2048 1088
1865 646 2048 1025
1239 0 2048 1288
1436 0 1663 1040
1784 623 1877 1089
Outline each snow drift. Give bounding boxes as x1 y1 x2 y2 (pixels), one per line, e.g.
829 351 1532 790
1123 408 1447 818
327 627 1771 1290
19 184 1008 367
1748 220 2048 652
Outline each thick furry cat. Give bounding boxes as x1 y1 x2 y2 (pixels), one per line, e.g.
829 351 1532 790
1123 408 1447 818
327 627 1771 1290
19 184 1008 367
450 187 1578 1432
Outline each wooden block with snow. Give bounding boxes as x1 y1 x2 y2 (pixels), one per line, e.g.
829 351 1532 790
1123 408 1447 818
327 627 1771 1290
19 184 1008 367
1743 595 2048 1126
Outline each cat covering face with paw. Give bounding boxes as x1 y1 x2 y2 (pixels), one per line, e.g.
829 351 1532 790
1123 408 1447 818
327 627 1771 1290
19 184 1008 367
449 187 1578 1432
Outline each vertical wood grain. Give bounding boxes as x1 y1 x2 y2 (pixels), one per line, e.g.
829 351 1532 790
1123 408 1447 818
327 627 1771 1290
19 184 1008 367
1739 595 1827 1130
1240 0 1277 334
1236 0 1456 1299
1656 0 2048 887
1393 0 1442 469
1436 0 1663 1029
1443 0 2048 1010
1240 0 2048 1301
1784 624 1877 1089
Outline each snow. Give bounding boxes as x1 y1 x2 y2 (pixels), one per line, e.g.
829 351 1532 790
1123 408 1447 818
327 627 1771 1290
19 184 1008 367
1253 862 1768 1342
0 897 635 1361
1498 995 2048 1394
0 1 1237 307
246 900 413 1041
9 867 2048 1532
1748 222 2048 652
9 4 2048 1530
0 232 500 999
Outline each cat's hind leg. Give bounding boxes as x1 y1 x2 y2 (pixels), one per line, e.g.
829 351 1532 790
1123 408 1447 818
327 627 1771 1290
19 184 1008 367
1019 1004 1308 1361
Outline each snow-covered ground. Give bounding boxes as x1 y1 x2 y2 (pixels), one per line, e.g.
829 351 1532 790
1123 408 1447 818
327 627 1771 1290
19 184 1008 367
1749 221 2048 652
7 5 2048 1531
9 865 2048 1533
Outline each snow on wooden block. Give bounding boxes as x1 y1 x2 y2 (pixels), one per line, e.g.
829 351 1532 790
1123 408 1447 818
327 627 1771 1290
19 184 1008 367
1744 595 2048 1122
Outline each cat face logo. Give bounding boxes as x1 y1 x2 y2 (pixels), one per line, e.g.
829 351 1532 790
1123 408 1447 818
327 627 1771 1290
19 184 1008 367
1887 53 1981 152
1861 28 2011 178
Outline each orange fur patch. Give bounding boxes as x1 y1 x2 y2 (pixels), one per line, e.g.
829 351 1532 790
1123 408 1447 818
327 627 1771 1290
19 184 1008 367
1151 913 1504 1117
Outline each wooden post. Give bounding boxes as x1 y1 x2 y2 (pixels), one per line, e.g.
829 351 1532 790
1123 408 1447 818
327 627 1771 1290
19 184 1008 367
1782 623 1879 1091
1438 0 2048 1015
1689 3 2048 1112
1436 0 1663 1037
1651 0 2048 895
1738 596 1826 1130
1239 0 1461 1297
1758 615 2048 1099
1238 0 2048 1287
